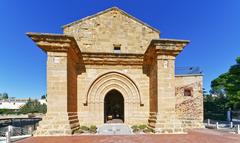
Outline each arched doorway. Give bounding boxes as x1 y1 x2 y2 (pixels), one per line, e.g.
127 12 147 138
104 89 124 123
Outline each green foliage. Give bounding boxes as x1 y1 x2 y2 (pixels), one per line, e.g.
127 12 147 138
74 125 97 134
41 95 46 99
74 129 84 134
133 128 140 132
210 56 240 110
138 124 147 130
131 125 138 130
131 124 154 133
143 128 152 133
0 109 17 114
0 92 9 99
80 125 89 131
18 99 47 114
89 125 97 133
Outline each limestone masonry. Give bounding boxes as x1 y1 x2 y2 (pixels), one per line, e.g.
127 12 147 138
27 7 203 136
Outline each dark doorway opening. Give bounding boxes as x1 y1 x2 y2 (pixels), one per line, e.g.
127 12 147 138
104 89 124 123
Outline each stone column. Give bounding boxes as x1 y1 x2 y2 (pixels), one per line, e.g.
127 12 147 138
144 39 189 133
154 54 182 133
34 51 76 136
47 52 68 113
26 33 82 136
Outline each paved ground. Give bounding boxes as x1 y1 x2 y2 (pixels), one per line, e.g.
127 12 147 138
17 129 240 143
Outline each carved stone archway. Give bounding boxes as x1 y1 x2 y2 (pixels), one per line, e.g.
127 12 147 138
85 71 142 124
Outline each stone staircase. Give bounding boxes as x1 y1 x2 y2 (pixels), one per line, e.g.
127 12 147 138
34 112 80 136
68 112 80 132
97 124 133 135
148 112 185 133
148 112 157 128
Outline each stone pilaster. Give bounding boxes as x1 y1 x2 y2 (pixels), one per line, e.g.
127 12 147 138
34 52 72 136
144 39 189 133
27 33 82 136
154 54 183 133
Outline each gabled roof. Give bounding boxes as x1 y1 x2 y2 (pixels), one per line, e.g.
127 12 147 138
62 7 160 34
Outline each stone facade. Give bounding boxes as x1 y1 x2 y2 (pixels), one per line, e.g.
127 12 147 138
27 7 203 136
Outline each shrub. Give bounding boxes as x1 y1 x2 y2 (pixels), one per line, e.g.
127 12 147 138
80 125 89 131
131 125 138 130
143 128 152 133
138 124 147 130
133 128 140 132
74 129 84 134
89 125 97 133
147 127 155 133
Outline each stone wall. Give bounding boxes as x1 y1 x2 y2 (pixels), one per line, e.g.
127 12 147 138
175 75 204 129
149 54 157 113
67 49 78 112
63 8 159 54
77 65 149 126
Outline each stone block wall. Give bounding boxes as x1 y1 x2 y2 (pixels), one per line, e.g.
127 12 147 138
77 65 149 126
67 49 78 112
175 75 204 129
63 8 159 54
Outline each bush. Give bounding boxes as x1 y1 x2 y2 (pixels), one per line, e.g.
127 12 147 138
131 125 154 133
138 124 147 130
18 99 47 114
89 125 97 133
133 128 140 132
131 125 138 130
74 129 84 134
143 128 152 133
80 125 89 131
0 109 16 114
147 127 155 133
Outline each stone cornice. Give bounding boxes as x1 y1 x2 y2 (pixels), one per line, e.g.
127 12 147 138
26 32 82 63
82 52 143 65
146 38 189 57
143 38 189 73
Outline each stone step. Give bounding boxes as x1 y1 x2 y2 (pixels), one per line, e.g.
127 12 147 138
148 122 156 128
71 126 80 132
149 112 157 116
97 124 132 135
148 118 157 123
69 119 79 124
68 112 77 116
68 116 78 120
70 122 80 129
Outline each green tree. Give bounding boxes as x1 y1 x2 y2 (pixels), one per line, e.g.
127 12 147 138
41 95 46 99
2 93 8 99
19 99 47 114
211 56 240 110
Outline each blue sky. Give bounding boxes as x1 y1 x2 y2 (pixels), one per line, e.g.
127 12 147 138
0 0 239 99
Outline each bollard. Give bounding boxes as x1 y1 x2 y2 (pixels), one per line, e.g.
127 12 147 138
216 122 219 129
237 125 240 134
230 122 233 128
5 131 11 143
8 125 12 132
28 126 33 134
207 119 210 126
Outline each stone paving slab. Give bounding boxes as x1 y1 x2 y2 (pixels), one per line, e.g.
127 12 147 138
97 123 132 135
16 129 240 143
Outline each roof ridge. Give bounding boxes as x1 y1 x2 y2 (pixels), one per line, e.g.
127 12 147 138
62 6 160 33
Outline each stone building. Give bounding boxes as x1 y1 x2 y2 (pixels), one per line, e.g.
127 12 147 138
27 7 203 136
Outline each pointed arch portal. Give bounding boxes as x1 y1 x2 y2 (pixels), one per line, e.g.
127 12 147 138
104 89 124 123
85 71 143 124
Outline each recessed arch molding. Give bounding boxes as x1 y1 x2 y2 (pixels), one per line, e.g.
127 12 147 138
84 71 143 106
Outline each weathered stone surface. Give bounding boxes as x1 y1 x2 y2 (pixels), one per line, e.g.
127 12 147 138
27 7 203 136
